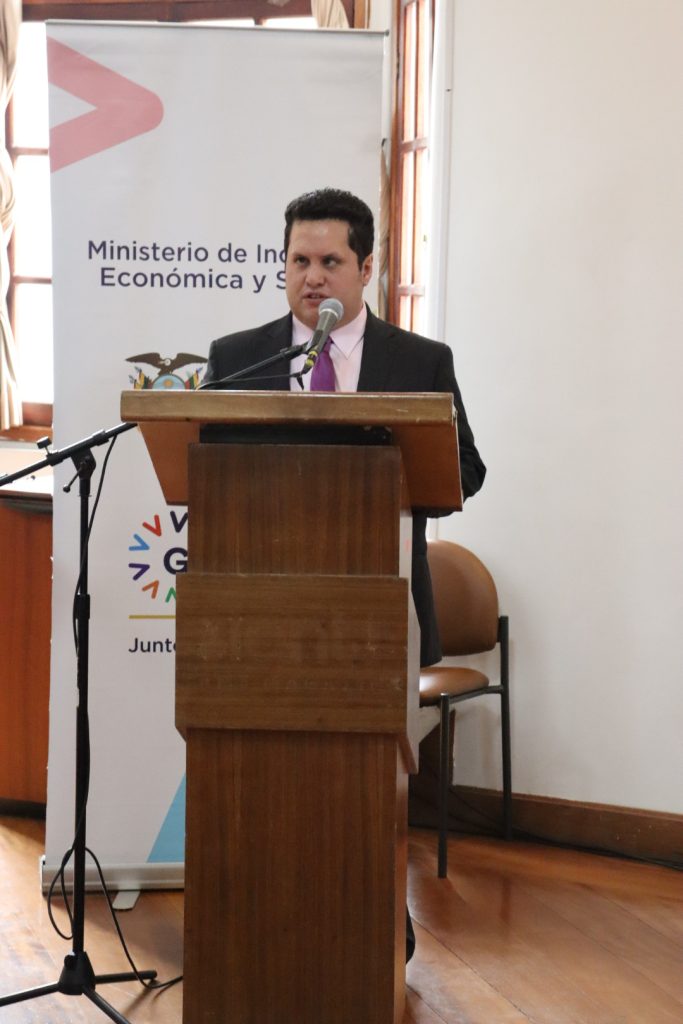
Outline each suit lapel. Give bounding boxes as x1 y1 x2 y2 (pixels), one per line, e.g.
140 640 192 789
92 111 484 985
357 308 395 392
258 314 294 391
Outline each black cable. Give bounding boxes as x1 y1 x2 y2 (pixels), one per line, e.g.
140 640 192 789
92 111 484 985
87 847 183 991
46 847 75 940
505 824 683 872
448 789 501 832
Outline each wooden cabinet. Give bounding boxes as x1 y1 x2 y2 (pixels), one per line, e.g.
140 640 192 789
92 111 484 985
0 496 52 808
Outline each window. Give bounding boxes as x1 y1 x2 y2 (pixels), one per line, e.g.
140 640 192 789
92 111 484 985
7 22 52 411
390 0 432 332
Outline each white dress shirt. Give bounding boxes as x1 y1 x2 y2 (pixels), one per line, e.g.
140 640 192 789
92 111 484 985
289 305 367 392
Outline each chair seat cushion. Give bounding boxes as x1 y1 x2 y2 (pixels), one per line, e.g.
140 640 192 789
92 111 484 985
419 665 490 704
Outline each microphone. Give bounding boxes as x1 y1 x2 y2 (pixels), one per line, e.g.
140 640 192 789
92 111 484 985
301 298 344 374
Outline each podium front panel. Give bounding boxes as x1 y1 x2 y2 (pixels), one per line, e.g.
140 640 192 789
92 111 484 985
186 442 405 577
176 571 411 734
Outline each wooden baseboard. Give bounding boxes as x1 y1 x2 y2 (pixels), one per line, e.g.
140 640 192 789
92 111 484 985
407 723 683 867
0 799 46 820
411 782 683 868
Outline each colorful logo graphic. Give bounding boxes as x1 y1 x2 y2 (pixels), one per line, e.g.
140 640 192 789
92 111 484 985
126 351 207 391
128 510 188 603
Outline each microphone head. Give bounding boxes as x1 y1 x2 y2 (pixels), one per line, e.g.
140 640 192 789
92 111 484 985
318 297 344 326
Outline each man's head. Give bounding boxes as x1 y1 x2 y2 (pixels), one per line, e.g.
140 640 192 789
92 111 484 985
283 188 375 330
284 188 375 266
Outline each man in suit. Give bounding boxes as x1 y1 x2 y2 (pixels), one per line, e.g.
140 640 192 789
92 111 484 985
204 189 485 963
204 187 486 669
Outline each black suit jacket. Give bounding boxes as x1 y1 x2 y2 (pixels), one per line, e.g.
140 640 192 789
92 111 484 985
204 307 486 666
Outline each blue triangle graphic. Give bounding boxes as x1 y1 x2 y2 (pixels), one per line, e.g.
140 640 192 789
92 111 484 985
147 775 185 863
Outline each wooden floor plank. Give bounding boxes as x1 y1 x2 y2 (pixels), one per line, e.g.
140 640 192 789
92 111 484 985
444 834 683 900
408 831 683 1024
2 817 682 1024
407 922 531 1023
404 987 450 1023
456 884 681 1024
410 836 612 1024
518 872 683 1004
0 817 183 1023
608 889 683 947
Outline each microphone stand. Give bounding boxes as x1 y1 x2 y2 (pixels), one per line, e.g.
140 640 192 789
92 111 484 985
0 421 158 1023
198 340 309 390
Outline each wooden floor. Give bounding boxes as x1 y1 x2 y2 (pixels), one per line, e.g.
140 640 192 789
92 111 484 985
1 816 682 1023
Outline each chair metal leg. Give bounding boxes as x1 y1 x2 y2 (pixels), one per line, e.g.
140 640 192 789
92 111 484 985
438 693 450 877
499 615 513 840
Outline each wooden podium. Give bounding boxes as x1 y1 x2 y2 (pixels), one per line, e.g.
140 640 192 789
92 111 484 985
121 390 462 1024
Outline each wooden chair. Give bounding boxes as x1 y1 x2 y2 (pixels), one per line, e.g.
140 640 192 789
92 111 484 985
419 540 512 876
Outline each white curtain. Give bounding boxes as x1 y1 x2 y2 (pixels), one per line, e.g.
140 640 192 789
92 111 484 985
0 0 20 430
312 0 350 29
377 137 390 319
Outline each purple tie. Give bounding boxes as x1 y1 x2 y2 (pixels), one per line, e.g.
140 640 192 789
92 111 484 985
309 337 336 391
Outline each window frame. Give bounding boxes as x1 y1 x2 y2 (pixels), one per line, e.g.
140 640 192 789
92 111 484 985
5 29 52 427
20 1 354 24
389 0 433 331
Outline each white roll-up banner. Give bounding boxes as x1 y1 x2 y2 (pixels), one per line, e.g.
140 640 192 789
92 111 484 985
45 20 385 886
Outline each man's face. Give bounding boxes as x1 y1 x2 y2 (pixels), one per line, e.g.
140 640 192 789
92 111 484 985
285 218 373 331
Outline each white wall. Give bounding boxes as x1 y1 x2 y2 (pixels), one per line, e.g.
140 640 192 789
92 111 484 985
436 0 683 813
368 0 391 32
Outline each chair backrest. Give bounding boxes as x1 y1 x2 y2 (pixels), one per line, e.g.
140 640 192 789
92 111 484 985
427 540 499 655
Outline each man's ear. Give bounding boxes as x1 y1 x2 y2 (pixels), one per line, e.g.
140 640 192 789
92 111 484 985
361 253 373 285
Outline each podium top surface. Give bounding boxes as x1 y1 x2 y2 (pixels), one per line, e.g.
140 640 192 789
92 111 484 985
121 390 462 510
121 389 454 427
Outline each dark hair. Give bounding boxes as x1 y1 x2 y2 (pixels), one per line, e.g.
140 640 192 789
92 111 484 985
284 188 374 267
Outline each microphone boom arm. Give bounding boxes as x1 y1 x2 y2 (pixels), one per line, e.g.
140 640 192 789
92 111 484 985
199 341 309 390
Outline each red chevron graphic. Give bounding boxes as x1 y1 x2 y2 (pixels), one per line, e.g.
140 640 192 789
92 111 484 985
143 515 163 537
47 37 164 172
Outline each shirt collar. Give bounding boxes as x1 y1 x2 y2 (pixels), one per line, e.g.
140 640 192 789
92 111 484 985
292 304 367 356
